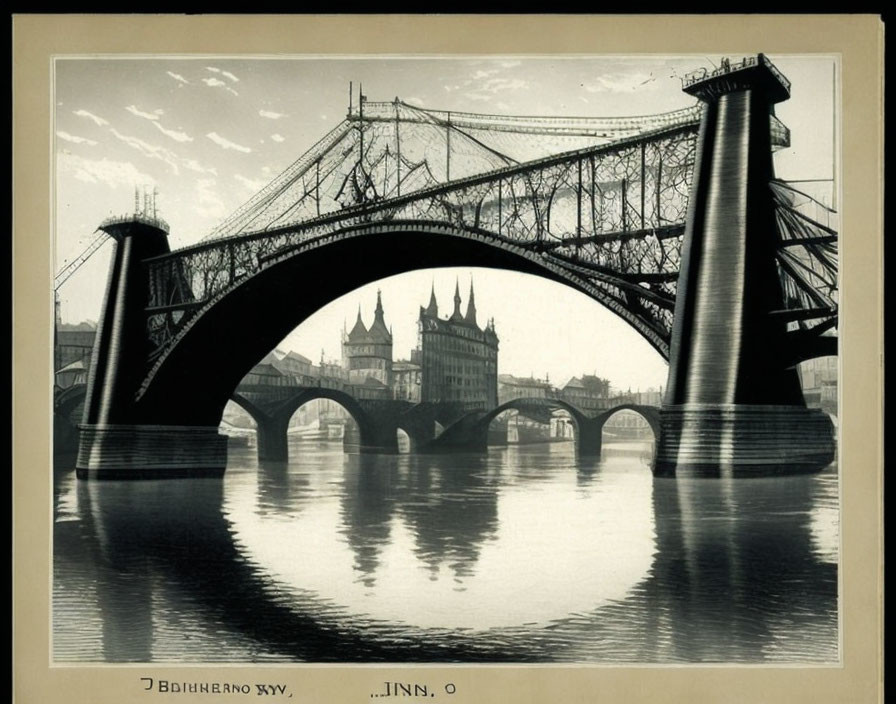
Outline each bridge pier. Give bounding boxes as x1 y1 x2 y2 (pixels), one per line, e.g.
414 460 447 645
255 417 290 462
76 425 227 479
75 216 229 479
656 55 835 477
576 421 602 457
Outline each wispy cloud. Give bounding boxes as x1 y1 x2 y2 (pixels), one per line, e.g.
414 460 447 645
56 131 97 146
126 105 160 121
472 68 501 80
206 132 252 153
234 174 267 191
195 178 228 219
167 71 189 85
109 128 213 175
202 77 239 96
183 159 217 176
582 72 657 93
152 122 193 143
110 128 182 174
206 66 240 83
57 152 153 189
73 109 108 127
270 134 285 143
259 109 287 120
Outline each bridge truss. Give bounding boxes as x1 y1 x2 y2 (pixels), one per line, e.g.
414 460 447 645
137 97 835 385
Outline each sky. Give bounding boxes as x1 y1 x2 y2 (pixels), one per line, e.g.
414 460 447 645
53 54 836 391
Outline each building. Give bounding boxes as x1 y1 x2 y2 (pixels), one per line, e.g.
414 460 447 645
55 320 96 374
417 281 499 409
342 291 393 388
559 374 610 413
392 359 422 402
242 361 298 388
274 350 314 378
798 355 838 415
497 374 552 405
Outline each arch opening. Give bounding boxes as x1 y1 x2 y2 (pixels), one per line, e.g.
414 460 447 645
137 226 671 428
396 428 413 454
220 399 258 449
487 404 580 448
599 407 659 462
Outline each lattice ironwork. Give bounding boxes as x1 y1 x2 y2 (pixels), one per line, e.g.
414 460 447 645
143 124 700 378
204 98 789 242
770 180 839 339
134 89 835 396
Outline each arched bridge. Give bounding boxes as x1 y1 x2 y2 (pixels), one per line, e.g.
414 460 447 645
73 54 838 478
57 379 471 460
429 396 661 456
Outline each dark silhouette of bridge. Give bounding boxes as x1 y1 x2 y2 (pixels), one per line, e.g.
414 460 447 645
56 378 660 461
64 54 837 479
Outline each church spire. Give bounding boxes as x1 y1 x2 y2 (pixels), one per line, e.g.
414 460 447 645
450 278 463 321
368 289 392 342
347 304 367 340
464 278 477 325
374 289 385 323
424 281 439 317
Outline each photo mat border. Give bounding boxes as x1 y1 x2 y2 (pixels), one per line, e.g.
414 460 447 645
14 13 883 704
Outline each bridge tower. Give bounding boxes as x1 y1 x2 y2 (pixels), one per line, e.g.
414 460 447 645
655 55 835 476
76 212 227 479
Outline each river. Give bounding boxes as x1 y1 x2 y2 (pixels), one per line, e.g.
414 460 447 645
52 438 839 663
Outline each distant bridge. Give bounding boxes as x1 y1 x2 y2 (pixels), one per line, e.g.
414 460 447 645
56 379 657 461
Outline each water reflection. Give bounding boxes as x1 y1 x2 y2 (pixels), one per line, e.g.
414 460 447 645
53 440 838 663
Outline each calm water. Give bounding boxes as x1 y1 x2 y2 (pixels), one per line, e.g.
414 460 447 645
53 439 839 663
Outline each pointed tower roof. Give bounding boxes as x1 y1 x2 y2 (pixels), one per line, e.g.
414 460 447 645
464 279 477 326
367 290 392 343
449 279 464 322
347 305 368 341
423 281 439 317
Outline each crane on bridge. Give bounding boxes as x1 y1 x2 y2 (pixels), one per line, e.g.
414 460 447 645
53 230 107 291
55 186 164 292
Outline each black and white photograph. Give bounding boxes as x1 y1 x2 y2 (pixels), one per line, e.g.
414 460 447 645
51 51 841 664
13 13 883 704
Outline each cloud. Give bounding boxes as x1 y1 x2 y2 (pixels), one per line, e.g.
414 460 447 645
234 174 267 192
167 71 189 84
126 105 160 121
206 132 252 153
206 66 239 82
183 159 217 176
195 178 228 219
56 131 97 146
404 97 425 107
109 128 213 175
73 109 108 126
202 77 239 96
152 121 193 143
259 109 286 120
110 128 177 167
57 152 153 189
270 134 285 143
472 68 501 80
582 72 657 93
